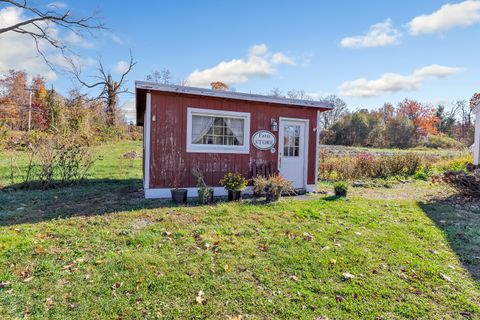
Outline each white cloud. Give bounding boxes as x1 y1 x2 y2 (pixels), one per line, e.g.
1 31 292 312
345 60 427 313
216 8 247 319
339 64 463 97
47 2 67 9
408 0 480 35
340 19 402 48
249 44 268 56
185 44 295 87
111 34 124 45
271 52 295 65
0 6 57 81
65 31 94 48
115 60 130 74
121 99 136 123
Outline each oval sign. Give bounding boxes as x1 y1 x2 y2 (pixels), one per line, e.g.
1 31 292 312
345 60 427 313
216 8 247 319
252 130 276 150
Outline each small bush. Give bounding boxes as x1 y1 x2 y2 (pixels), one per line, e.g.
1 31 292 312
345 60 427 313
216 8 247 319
334 182 348 197
264 175 294 202
219 172 247 191
423 134 464 149
319 151 423 180
252 176 268 197
192 168 213 204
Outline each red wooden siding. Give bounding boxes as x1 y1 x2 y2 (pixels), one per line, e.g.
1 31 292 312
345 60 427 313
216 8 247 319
148 91 318 188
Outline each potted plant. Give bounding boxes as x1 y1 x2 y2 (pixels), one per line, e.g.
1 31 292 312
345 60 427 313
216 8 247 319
264 174 294 202
192 168 213 204
170 176 188 204
252 176 268 198
219 172 247 201
334 182 348 197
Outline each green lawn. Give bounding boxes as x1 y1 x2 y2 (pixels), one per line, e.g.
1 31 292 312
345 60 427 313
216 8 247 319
0 142 479 319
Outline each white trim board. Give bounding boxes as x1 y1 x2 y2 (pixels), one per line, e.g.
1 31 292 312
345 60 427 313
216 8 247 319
186 107 251 154
146 186 253 199
145 186 317 199
144 93 151 191
278 117 309 189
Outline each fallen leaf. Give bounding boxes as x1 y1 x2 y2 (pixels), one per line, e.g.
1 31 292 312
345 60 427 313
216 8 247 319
195 290 206 305
321 246 330 251
315 317 330 320
226 315 242 320
440 273 452 283
112 282 123 289
354 232 362 236
335 295 344 302
34 245 45 255
330 259 337 265
45 297 54 307
259 243 268 252
289 275 299 282
223 264 232 272
23 276 34 283
342 272 355 280
303 232 314 241
0 281 11 289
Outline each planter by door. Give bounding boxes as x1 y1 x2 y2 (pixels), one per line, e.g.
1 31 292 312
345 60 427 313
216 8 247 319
171 189 188 204
228 190 242 201
278 119 308 189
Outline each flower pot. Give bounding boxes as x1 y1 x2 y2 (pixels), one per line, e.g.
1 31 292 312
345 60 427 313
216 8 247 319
171 188 188 205
228 190 242 201
266 191 281 202
334 189 347 197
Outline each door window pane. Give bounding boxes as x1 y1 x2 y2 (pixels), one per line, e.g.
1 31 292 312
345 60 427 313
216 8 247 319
283 125 300 157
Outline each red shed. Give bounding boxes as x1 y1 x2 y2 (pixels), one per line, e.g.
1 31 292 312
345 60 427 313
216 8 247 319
135 81 333 198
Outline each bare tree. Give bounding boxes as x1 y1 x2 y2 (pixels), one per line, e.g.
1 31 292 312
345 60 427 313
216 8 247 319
268 88 284 98
145 68 173 84
72 52 136 126
318 94 348 129
286 89 312 101
0 0 104 66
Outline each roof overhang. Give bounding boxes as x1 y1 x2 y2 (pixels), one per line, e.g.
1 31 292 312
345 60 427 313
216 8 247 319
135 81 333 126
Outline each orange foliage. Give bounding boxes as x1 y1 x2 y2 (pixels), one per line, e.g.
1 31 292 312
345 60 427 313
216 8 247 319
210 81 229 91
397 99 439 135
470 92 480 110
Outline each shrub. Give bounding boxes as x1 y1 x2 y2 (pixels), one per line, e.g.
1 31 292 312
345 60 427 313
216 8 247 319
192 168 213 204
319 151 423 181
334 182 348 197
11 133 95 189
264 175 294 202
219 172 247 191
252 176 268 197
423 134 464 149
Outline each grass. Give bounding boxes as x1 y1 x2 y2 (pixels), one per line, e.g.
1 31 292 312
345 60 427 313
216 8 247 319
0 141 479 319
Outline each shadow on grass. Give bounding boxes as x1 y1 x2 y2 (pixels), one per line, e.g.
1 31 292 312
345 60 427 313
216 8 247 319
419 198 480 282
323 195 343 201
0 179 220 226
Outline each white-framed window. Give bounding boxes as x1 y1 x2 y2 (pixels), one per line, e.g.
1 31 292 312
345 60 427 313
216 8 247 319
186 107 250 154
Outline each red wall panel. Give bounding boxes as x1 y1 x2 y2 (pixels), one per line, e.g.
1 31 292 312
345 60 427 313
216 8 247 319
148 91 319 188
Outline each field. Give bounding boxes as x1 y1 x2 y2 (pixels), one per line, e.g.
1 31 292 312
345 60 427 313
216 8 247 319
0 142 479 319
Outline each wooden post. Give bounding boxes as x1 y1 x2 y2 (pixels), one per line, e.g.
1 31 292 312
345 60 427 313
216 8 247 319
474 104 480 166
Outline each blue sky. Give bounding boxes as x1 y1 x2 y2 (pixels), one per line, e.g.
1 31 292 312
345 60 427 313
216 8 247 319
1 0 479 121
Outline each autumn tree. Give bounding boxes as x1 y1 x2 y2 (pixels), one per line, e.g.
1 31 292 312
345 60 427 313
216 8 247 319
318 95 348 130
210 81 229 91
397 99 439 137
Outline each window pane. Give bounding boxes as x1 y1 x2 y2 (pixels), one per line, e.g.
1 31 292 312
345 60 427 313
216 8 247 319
283 125 300 157
192 115 245 146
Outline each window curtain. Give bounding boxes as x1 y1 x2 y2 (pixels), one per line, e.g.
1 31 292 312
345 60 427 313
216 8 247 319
192 116 214 143
225 118 244 144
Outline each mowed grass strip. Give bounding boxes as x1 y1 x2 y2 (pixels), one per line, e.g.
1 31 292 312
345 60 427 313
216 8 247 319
0 197 479 319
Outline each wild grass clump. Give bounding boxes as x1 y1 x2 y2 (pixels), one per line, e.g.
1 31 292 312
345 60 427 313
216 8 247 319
319 150 423 180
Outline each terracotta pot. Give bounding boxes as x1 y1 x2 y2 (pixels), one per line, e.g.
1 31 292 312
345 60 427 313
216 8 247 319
171 189 188 204
228 190 242 201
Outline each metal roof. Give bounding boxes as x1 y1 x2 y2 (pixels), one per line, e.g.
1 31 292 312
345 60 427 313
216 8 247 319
135 81 333 109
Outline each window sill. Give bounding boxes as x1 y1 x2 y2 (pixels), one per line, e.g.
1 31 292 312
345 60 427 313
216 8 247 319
186 145 250 154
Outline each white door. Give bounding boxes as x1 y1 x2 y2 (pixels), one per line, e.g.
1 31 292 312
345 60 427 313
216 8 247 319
278 119 307 189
